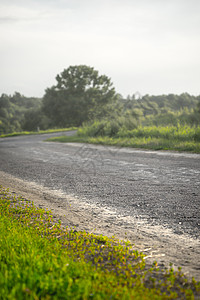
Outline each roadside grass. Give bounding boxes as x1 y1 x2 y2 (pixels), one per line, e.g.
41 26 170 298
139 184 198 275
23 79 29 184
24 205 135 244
46 125 200 153
0 127 77 138
78 124 200 142
0 186 200 299
46 134 200 154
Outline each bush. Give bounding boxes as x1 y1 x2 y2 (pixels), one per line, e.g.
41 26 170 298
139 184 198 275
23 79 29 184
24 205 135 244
78 116 138 138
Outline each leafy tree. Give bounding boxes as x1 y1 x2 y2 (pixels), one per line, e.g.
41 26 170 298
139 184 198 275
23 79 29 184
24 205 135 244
121 93 200 126
42 65 116 127
197 99 200 113
22 108 50 132
0 93 43 134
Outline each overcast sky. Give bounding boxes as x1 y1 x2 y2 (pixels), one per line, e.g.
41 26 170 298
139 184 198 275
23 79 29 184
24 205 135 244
0 0 200 98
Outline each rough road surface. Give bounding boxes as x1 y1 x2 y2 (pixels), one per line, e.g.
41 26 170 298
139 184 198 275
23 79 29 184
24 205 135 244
0 131 200 280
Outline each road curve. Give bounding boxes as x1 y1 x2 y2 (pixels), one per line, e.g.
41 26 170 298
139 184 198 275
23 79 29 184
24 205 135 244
0 131 200 279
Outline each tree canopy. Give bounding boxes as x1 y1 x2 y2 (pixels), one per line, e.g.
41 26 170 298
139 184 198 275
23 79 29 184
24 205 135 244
0 93 43 134
42 65 116 127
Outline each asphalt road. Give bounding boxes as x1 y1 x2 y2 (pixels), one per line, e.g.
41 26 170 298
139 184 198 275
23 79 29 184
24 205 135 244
0 131 200 239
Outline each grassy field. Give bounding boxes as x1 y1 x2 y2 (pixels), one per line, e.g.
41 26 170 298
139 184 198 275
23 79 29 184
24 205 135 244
46 125 200 153
0 127 77 138
0 186 200 299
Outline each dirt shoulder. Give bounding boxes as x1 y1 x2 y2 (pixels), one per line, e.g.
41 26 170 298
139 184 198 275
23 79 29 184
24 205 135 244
0 170 200 281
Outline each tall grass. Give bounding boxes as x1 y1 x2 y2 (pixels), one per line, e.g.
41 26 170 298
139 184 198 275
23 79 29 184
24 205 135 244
78 117 138 138
78 121 200 142
48 122 200 153
117 125 200 142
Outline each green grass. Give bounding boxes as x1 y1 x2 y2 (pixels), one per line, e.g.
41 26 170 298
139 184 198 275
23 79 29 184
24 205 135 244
0 186 200 299
0 127 77 138
46 125 200 153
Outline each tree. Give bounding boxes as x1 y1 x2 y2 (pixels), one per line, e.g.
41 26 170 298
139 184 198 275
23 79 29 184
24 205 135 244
197 99 200 113
22 108 50 131
0 93 43 134
42 65 116 127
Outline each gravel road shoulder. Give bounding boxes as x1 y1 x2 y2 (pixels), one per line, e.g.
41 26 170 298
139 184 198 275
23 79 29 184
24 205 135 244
1 170 199 281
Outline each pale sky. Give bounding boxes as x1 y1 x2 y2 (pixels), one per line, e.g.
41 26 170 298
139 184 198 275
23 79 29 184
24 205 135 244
0 0 200 98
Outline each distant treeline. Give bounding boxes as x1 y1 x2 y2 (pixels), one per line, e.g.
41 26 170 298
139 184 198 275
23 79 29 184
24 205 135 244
0 65 200 134
120 93 200 127
0 92 49 134
0 92 200 135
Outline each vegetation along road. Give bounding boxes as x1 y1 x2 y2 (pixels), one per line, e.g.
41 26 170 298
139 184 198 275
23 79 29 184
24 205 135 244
0 131 200 280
